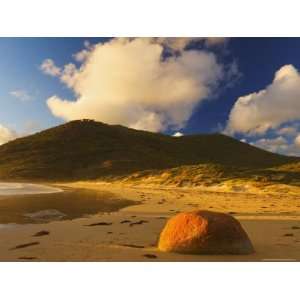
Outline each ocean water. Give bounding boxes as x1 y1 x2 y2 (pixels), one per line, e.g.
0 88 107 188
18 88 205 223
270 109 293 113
0 184 137 225
0 182 62 196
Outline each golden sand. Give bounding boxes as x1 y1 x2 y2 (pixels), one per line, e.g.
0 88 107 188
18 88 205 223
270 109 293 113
0 181 299 261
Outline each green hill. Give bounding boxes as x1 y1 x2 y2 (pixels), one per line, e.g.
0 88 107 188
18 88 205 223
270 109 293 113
0 119 297 181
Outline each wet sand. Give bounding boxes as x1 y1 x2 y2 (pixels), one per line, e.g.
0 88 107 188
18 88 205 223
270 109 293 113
0 181 300 261
0 186 136 224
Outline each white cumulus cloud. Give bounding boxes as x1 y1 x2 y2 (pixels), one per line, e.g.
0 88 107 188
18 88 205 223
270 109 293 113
277 126 298 136
173 132 184 137
203 37 229 47
154 37 228 52
0 125 17 145
10 89 32 102
40 59 61 77
294 134 300 148
41 38 235 132
253 136 289 153
225 65 300 136
248 133 300 157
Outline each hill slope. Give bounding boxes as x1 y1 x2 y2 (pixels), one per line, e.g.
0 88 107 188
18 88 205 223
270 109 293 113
0 119 297 181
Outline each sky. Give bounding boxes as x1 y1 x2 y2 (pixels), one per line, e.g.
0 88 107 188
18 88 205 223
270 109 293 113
1 37 300 156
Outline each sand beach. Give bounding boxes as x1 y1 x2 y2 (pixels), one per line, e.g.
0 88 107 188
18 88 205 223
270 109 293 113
0 181 299 261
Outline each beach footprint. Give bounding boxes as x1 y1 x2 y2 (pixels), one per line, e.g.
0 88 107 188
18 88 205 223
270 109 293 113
10 242 40 250
143 254 157 259
119 243 145 249
32 230 50 237
18 256 37 260
129 220 148 227
85 222 113 226
291 226 300 230
283 233 294 237
120 220 131 224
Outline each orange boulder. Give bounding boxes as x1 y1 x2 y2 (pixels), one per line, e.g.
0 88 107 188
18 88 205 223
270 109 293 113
158 210 254 254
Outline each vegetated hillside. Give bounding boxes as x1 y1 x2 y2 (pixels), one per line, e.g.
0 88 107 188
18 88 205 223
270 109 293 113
121 162 300 189
0 119 297 181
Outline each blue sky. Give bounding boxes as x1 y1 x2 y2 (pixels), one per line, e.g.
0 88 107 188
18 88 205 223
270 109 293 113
0 38 107 132
186 38 300 133
1 37 300 155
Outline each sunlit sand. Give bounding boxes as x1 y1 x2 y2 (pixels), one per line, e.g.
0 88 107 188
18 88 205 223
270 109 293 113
0 181 299 261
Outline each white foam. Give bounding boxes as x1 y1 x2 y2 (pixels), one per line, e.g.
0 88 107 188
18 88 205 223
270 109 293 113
24 209 66 220
0 182 62 195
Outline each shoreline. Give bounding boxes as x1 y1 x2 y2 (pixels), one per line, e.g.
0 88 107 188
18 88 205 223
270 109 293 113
0 183 137 225
0 182 63 196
